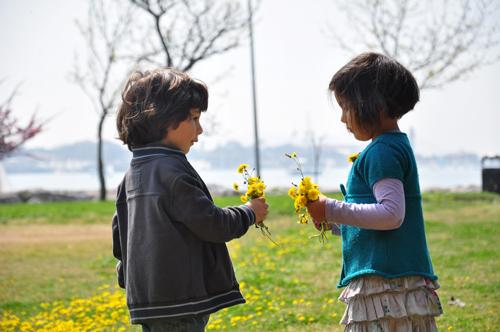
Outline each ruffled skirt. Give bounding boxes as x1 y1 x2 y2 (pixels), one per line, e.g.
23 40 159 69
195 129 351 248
339 275 442 332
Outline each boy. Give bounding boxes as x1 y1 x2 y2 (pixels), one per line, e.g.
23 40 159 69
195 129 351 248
112 69 269 331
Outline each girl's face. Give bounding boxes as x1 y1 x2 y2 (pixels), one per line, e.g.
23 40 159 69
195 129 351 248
336 94 373 141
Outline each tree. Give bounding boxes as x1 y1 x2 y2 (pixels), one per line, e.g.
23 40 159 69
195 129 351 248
0 84 43 160
330 0 500 89
127 0 262 170
0 84 44 192
73 0 257 200
71 0 134 201
128 0 254 71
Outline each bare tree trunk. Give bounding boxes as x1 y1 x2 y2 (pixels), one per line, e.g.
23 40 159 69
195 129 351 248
129 0 251 71
72 0 133 201
97 113 107 201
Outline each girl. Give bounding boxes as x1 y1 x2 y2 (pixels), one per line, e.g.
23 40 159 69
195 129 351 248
307 52 442 331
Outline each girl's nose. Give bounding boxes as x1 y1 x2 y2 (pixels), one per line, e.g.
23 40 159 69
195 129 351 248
197 123 203 135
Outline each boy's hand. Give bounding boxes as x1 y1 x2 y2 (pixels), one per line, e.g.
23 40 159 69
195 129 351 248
247 197 269 224
307 196 327 222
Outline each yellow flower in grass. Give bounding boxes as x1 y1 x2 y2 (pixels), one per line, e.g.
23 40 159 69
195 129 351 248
237 164 249 173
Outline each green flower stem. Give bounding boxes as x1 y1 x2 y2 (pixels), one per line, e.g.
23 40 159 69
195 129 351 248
309 222 329 245
255 222 280 246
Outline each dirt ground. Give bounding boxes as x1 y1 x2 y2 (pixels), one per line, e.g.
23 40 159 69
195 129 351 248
0 224 111 245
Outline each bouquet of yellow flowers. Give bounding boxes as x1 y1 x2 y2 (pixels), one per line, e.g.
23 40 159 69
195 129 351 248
233 164 278 245
285 152 329 244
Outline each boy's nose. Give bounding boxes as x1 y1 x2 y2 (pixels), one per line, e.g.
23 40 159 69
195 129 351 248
197 123 203 135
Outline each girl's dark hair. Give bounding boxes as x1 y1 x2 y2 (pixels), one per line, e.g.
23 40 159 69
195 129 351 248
116 68 208 149
329 52 419 129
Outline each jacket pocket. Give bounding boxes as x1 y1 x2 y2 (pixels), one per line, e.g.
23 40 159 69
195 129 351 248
204 244 217 269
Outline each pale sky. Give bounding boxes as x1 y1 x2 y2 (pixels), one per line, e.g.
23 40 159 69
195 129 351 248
1 0 499 156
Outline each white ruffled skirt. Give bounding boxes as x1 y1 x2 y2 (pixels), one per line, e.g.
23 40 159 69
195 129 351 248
339 275 442 332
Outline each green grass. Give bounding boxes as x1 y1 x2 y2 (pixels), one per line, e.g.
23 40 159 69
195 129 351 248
0 193 344 225
0 200 114 225
0 192 499 331
0 239 113 315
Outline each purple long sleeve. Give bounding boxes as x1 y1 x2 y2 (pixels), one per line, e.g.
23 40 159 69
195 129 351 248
326 178 405 231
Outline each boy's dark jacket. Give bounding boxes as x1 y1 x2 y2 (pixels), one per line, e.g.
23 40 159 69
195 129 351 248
112 145 255 324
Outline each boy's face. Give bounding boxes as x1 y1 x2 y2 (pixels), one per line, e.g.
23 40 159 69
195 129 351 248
162 108 203 154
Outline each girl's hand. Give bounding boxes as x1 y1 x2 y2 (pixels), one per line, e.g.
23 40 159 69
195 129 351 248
307 196 327 222
313 219 333 231
247 197 269 224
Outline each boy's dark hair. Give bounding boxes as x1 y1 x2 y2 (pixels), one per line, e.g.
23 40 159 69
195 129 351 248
329 52 419 129
117 68 208 149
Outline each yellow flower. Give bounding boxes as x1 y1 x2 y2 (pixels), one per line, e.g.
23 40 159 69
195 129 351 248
293 198 301 212
232 182 239 191
294 195 307 210
348 152 360 163
247 183 258 196
237 164 249 173
285 153 328 243
307 188 320 201
233 164 277 245
299 214 309 224
248 176 259 185
298 185 307 195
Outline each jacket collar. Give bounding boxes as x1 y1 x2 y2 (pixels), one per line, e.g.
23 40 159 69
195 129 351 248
132 144 185 159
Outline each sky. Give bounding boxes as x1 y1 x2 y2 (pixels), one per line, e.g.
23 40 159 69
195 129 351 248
1 0 499 157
